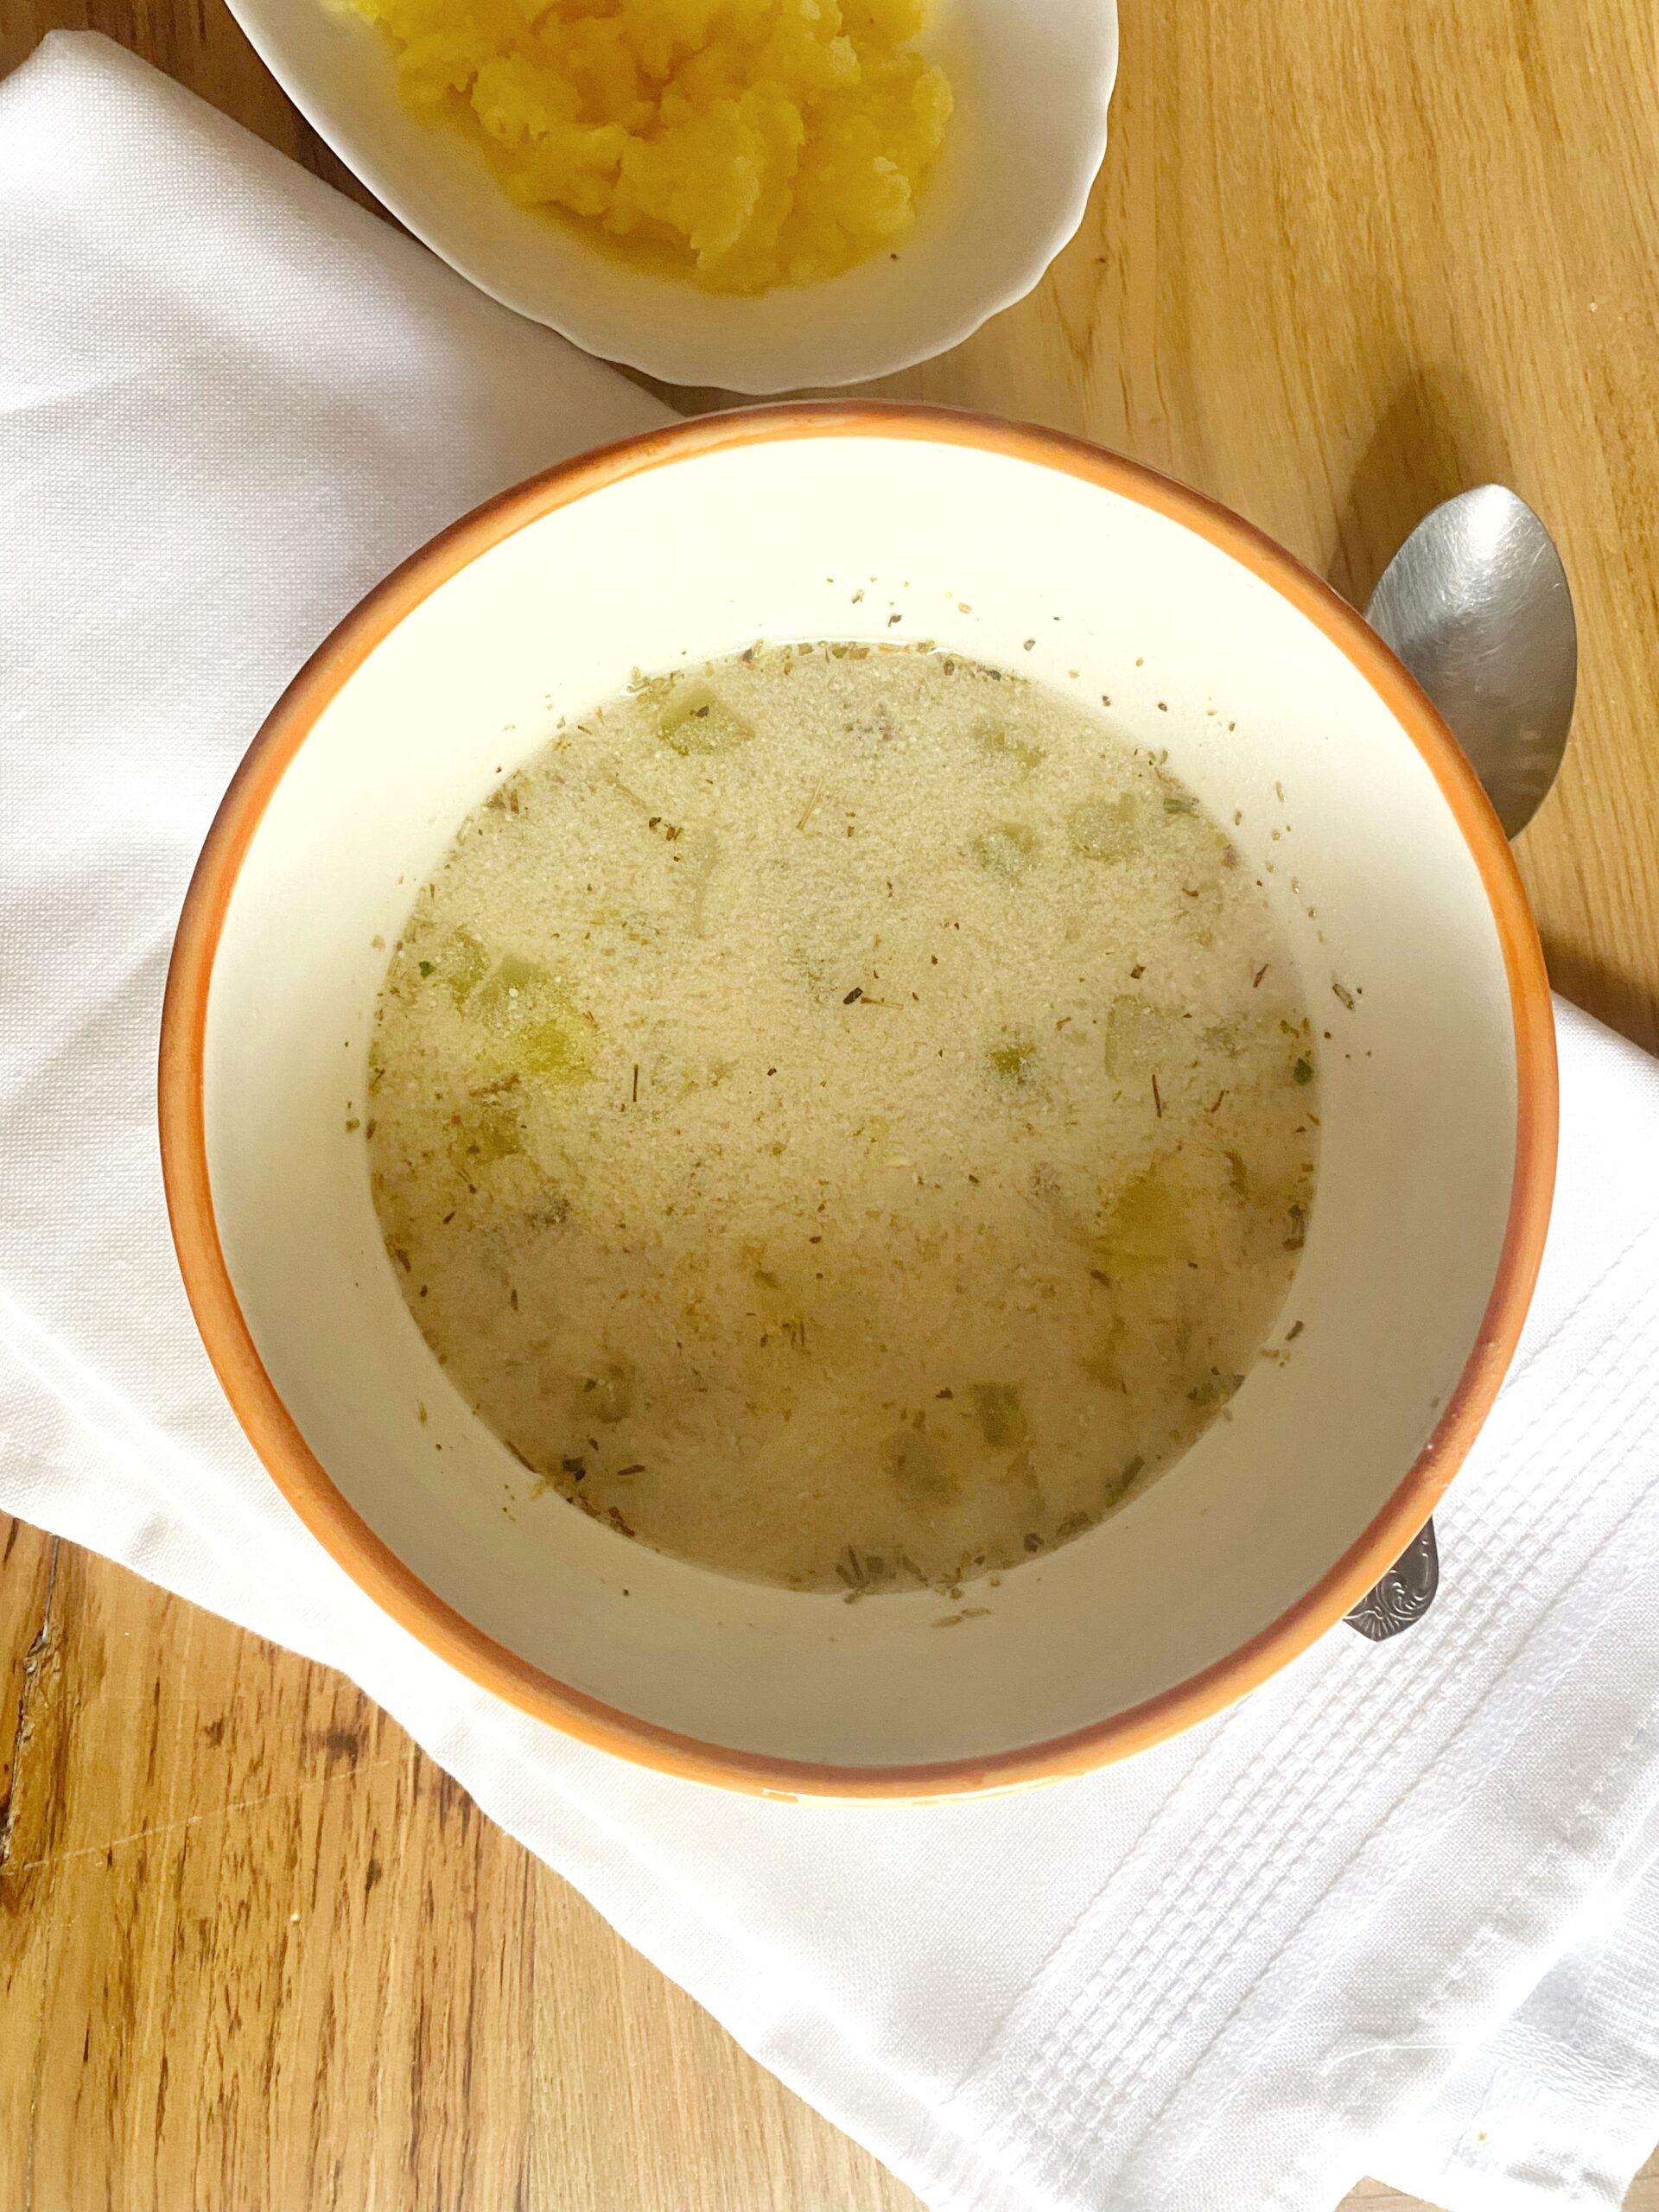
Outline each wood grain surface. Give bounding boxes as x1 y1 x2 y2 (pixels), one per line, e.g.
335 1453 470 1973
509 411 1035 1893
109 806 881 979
3 0 1658 2202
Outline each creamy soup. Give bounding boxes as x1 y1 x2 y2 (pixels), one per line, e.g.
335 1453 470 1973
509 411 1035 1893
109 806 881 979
367 644 1318 1595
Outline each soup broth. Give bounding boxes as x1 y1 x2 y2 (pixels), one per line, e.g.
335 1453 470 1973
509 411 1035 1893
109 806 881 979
367 644 1318 1594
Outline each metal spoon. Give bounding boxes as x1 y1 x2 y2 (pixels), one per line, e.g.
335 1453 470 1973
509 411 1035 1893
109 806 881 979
1366 485 1578 837
1344 486 1576 1643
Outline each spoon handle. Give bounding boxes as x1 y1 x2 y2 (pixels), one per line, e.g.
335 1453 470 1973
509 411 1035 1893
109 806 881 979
1345 1518 1439 1640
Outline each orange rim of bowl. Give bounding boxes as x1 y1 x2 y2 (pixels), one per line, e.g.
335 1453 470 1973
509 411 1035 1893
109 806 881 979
159 402 1558 1802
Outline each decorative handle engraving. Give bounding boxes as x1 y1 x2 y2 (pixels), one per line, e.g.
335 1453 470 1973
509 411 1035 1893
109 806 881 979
1346 1519 1439 1641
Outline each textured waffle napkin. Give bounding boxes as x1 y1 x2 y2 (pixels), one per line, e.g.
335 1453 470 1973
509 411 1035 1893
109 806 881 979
7 35 1659 2212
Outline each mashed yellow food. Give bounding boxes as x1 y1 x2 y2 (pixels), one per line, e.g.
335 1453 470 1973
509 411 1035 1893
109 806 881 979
350 0 953 292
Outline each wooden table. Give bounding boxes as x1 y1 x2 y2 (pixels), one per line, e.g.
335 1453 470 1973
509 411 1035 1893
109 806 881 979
3 0 1658 2201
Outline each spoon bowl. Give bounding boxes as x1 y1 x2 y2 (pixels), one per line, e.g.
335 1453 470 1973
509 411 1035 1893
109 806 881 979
1365 486 1577 840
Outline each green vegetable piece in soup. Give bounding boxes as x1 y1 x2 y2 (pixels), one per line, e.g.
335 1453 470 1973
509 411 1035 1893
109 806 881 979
1068 793 1139 861
976 721 1045 774
584 1361 635 1423
1102 1454 1146 1510
972 822 1039 881
424 924 489 1007
972 1382 1028 1449
472 954 594 1085
1096 1163 1185 1274
654 679 754 757
883 1426 953 1500
988 1039 1037 1084
1102 994 1191 1084
448 1096 524 1177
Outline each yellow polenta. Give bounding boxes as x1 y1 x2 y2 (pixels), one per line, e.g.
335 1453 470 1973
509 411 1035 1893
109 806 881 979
350 0 953 292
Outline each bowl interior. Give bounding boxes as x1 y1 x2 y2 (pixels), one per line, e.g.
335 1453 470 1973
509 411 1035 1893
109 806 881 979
223 0 1117 389
194 419 1535 1783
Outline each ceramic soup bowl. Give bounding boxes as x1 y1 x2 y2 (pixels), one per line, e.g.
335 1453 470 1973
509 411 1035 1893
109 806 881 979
161 404 1555 1799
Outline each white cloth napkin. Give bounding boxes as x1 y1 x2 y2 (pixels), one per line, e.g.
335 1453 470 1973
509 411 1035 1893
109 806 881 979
6 35 1659 2212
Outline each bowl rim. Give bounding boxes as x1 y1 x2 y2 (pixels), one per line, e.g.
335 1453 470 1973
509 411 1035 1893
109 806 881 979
159 401 1558 1802
219 0 1119 391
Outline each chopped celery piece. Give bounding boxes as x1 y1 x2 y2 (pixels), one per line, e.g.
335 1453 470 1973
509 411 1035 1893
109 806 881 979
655 679 754 757
447 1095 524 1178
971 822 1039 881
471 954 594 1085
988 1040 1037 1084
1096 1164 1185 1274
1067 793 1139 861
976 721 1045 774
972 1382 1027 1449
422 924 488 1007
882 1426 953 1500
585 1361 635 1423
